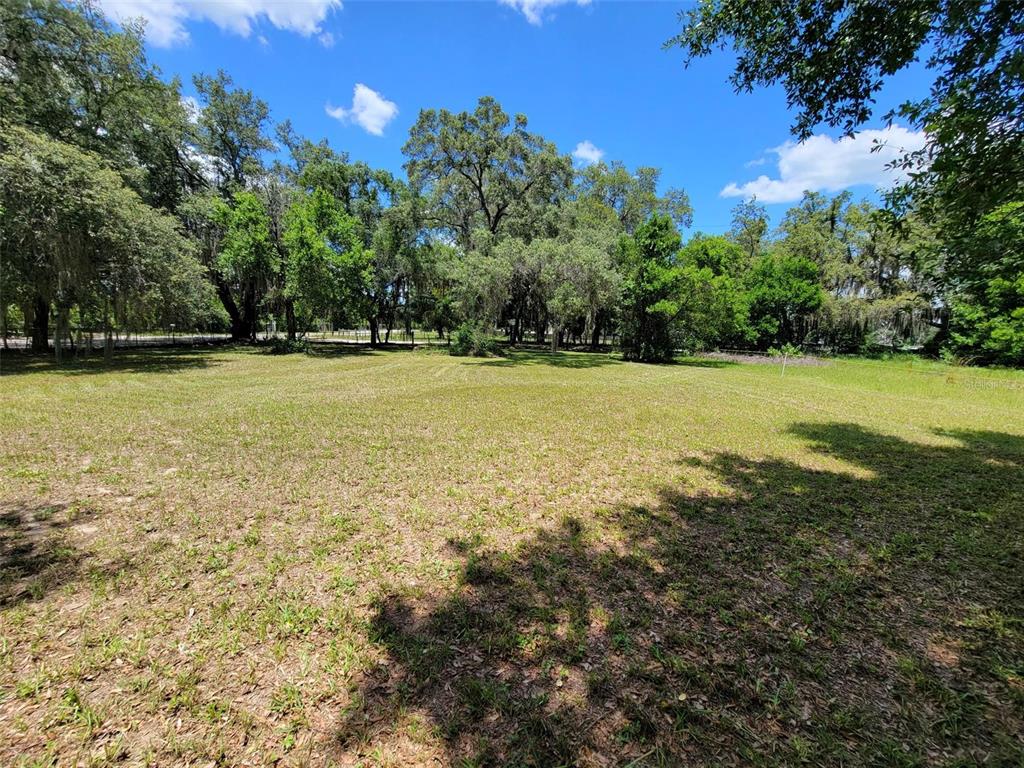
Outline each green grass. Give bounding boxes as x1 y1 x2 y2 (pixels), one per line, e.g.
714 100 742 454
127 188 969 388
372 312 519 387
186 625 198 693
1 346 1022 766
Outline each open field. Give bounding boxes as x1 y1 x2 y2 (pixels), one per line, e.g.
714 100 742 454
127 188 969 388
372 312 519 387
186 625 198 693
1 347 1022 767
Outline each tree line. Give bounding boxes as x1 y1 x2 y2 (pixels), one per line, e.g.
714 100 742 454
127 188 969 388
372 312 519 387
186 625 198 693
1 0 1020 365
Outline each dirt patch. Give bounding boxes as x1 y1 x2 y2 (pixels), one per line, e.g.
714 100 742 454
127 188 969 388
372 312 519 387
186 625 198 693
702 351 831 366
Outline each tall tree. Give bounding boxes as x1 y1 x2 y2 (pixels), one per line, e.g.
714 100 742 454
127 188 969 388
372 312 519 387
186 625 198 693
186 70 275 337
192 70 273 192
403 96 572 247
1 1 206 351
577 161 693 234
283 187 367 334
0 124 207 355
728 198 768 264
618 215 687 362
217 192 278 341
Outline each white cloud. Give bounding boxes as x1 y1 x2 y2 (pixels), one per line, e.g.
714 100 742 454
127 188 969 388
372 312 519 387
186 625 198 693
95 0 341 47
326 84 398 136
721 125 928 204
499 0 592 25
572 140 604 166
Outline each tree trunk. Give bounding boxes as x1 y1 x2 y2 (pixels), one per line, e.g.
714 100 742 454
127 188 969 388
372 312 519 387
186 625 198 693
241 286 258 341
54 307 63 364
590 321 602 350
285 299 297 341
214 275 245 340
30 294 49 352
551 324 560 352
368 317 379 347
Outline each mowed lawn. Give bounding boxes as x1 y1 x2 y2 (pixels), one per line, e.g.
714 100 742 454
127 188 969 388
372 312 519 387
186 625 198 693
1 347 1022 767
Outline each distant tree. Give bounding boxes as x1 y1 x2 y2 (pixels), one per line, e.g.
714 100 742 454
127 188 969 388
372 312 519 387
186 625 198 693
744 253 824 348
192 70 274 192
728 198 768 264
619 215 687 362
577 161 693 233
283 188 367 333
217 192 278 341
680 233 746 277
0 124 208 355
668 0 1024 344
403 96 572 247
678 235 754 349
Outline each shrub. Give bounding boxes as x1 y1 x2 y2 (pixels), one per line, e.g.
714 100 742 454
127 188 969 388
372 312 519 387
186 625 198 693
768 342 803 357
450 323 500 357
264 338 311 355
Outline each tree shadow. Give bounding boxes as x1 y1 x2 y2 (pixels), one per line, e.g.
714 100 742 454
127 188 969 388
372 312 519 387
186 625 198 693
672 356 739 369
0 500 128 605
478 350 623 369
303 342 423 359
331 423 1024 766
0 347 223 377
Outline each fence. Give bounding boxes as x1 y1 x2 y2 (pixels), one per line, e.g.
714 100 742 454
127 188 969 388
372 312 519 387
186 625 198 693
2 330 233 351
0 326 451 352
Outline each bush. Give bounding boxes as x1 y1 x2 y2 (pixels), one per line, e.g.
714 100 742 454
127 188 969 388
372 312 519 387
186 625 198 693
264 337 311 355
768 342 803 357
449 323 500 357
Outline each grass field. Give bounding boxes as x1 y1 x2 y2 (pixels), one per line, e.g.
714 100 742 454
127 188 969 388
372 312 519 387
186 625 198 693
1 347 1022 767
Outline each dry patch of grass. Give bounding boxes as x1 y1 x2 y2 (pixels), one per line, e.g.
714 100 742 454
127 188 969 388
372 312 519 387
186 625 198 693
1 347 1022 766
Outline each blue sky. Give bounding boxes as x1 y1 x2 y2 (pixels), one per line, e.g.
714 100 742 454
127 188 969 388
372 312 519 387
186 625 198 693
101 0 933 235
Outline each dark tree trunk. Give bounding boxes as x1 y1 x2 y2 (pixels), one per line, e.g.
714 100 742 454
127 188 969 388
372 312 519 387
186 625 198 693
368 317 380 347
285 299 297 341
591 321 602 350
30 294 49 352
214 275 246 340
241 286 258 341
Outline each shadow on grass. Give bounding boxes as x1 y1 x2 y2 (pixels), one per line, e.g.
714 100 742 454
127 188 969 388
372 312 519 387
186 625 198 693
672 356 739 369
478 350 622 369
303 341 426 359
334 423 1024 766
0 500 129 605
0 347 224 377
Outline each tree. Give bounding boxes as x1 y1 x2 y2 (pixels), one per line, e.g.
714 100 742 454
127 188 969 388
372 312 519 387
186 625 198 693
744 253 824 348
283 188 367 333
945 201 1024 365
618 215 687 362
668 0 1024 353
577 161 693 233
728 198 768 264
192 70 274 192
678 235 754 349
542 199 623 350
217 192 278 341
403 96 572 247
681 233 746 278
0 124 208 355
183 72 276 338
